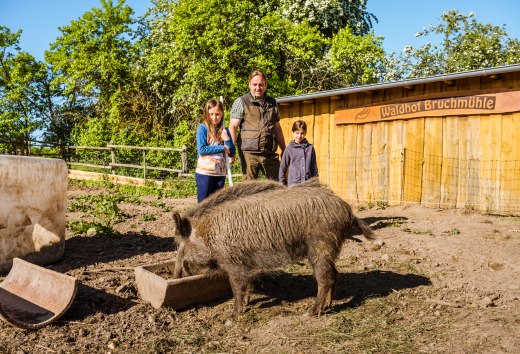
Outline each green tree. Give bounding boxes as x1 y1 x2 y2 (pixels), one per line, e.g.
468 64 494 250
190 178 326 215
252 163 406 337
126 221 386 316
138 0 330 134
278 0 377 37
138 0 380 123
385 10 520 80
330 27 386 85
97 0 383 168
45 0 137 146
4 0 384 171
0 26 55 154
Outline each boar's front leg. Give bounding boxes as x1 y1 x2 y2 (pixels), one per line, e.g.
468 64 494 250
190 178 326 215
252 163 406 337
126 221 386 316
228 273 250 319
173 242 185 279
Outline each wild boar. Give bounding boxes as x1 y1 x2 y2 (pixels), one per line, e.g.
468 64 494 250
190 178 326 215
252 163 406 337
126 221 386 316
172 178 380 319
172 179 285 279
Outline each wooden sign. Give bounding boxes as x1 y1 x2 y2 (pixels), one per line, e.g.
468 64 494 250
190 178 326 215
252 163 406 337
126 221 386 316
335 90 520 125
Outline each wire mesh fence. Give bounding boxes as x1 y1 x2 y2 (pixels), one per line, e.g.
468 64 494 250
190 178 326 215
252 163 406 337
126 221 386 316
326 148 520 215
3 138 520 214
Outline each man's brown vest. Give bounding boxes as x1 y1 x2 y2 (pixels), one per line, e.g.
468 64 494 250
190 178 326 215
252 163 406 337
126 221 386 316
237 93 279 153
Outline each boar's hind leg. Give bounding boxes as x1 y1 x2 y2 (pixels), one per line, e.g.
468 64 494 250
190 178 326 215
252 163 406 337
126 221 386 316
308 256 338 316
228 273 251 319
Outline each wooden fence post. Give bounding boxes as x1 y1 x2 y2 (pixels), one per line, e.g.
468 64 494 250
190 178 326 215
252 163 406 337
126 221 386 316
110 141 116 175
181 145 187 173
59 139 66 160
143 150 147 180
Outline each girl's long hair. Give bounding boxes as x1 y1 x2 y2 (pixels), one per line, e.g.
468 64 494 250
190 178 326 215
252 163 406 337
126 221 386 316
203 99 224 144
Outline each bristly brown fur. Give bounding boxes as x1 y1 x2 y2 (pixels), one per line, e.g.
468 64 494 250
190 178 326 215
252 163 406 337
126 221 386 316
183 179 284 219
172 178 381 319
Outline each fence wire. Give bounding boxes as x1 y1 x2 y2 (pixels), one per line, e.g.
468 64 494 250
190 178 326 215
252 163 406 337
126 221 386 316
326 148 520 215
3 140 520 214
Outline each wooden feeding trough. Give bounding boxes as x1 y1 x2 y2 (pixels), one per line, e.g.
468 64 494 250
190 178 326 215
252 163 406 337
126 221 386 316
134 260 231 309
0 258 79 329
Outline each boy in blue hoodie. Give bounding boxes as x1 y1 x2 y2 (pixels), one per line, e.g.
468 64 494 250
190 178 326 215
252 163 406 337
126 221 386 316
279 120 318 186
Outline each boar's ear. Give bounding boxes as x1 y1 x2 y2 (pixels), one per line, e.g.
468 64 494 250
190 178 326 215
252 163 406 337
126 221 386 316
172 211 191 239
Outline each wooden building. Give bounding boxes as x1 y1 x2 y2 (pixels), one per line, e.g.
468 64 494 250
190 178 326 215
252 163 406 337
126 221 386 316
276 64 520 215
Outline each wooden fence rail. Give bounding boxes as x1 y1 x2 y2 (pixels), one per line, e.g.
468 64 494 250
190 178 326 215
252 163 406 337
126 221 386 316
0 138 63 157
65 142 189 179
2 139 247 185
2 138 190 179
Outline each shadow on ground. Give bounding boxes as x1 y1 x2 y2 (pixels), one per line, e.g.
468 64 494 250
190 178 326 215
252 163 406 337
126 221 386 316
250 270 430 313
51 231 176 273
347 216 410 240
56 283 136 325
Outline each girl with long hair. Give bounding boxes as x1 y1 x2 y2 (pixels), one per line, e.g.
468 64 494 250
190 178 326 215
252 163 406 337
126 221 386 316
195 99 236 202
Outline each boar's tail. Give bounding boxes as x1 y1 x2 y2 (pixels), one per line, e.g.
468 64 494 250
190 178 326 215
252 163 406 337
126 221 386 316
353 216 383 245
172 211 191 239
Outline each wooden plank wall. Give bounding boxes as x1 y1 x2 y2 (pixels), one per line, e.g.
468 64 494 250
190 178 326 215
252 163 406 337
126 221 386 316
278 71 520 214
330 97 348 198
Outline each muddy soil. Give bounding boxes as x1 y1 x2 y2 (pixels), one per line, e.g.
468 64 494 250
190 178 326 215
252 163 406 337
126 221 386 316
1 183 519 353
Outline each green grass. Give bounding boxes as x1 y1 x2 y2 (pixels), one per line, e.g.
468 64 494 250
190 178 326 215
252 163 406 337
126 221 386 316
376 201 389 210
68 176 198 198
358 200 390 211
449 228 460 235
402 227 434 236
67 176 199 237
373 217 407 228
141 214 158 222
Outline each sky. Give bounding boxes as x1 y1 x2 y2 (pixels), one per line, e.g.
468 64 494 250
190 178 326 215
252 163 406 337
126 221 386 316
0 0 519 60
366 0 520 54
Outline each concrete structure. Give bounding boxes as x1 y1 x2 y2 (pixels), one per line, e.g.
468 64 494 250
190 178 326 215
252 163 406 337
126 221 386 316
0 155 68 273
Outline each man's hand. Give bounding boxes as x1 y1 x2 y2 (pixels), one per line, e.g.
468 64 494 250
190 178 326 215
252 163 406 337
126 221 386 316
273 122 286 153
228 119 241 145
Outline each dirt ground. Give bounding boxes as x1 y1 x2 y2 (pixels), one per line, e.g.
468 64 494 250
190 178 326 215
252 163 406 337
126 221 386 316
1 182 520 353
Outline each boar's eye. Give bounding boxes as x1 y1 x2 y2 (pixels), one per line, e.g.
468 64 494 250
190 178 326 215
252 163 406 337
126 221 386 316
208 259 219 270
